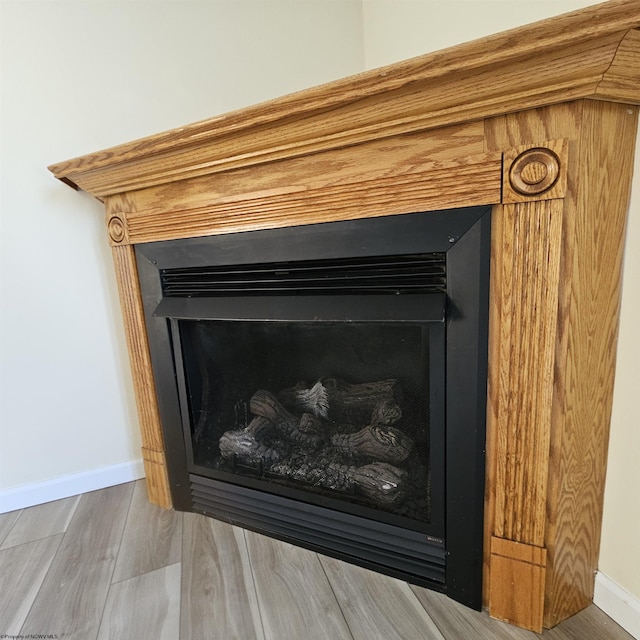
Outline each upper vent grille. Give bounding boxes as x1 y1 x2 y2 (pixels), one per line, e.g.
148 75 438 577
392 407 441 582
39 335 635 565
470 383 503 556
160 253 446 297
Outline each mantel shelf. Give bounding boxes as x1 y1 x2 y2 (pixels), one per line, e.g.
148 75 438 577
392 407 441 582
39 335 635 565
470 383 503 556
50 0 640 197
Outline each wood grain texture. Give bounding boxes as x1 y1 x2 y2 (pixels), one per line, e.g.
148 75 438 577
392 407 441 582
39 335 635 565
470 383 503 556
543 603 638 640
483 203 503 611
141 448 172 508
502 139 568 204
0 483 633 640
140 456 172 509
0 509 22 546
483 99 639 628
110 242 171 508
122 125 497 244
491 536 548 567
97 563 181 640
483 102 583 153
105 192 134 245
543 100 639 627
19 483 134 640
124 152 501 244
482 101 582 610
0 494 80 550
410 583 539 640
111 480 182 583
0 534 63 634
110 243 163 451
244 530 352 640
181 514 263 640
48 2 640 196
489 537 548 632
134 122 485 214
594 28 640 101
490 198 564 545
489 542 546 633
483 101 583 606
319 554 446 640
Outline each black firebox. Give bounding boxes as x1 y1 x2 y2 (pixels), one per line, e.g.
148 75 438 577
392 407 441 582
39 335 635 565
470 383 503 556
136 206 491 609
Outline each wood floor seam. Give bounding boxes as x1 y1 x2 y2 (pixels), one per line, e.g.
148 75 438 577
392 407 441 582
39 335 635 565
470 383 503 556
0 533 64 635
112 480 183 583
18 483 135 640
318 552 357 640
106 483 136 589
0 495 81 551
109 479 139 583
97 562 182 640
240 527 267 640
96 567 119 640
0 509 23 547
20 528 75 633
0 481 634 640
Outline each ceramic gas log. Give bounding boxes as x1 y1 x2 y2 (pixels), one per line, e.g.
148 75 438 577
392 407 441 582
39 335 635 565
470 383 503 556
218 381 422 512
278 378 403 424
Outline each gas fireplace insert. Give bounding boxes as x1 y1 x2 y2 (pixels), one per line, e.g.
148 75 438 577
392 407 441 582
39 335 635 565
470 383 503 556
136 206 491 608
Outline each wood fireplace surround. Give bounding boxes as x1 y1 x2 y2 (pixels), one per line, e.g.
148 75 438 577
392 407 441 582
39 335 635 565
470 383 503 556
49 0 640 632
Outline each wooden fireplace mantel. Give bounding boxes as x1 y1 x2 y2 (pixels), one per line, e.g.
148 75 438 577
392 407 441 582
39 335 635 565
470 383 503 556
49 0 640 632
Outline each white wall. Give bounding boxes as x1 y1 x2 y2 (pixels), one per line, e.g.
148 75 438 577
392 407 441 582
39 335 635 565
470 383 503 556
362 0 640 630
362 0 600 68
0 0 363 508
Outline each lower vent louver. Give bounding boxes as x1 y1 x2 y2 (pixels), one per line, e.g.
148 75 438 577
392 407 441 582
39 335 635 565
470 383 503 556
190 474 446 586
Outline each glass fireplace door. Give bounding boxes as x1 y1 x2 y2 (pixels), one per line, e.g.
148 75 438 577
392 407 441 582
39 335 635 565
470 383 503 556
171 306 445 537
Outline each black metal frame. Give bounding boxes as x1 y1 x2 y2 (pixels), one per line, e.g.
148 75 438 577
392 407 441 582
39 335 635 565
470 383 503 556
135 206 491 609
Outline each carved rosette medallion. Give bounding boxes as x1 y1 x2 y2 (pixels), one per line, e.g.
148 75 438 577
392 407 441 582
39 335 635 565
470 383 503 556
509 148 561 196
108 215 126 244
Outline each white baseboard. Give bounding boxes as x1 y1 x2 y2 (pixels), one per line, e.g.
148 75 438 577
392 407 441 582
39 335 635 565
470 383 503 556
0 459 145 513
594 571 640 639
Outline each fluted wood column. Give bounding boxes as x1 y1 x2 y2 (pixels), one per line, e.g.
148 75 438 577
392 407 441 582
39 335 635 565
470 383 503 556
107 193 172 508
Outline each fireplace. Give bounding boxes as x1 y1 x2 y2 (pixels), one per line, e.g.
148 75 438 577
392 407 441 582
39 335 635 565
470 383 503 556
136 207 491 607
48 2 640 630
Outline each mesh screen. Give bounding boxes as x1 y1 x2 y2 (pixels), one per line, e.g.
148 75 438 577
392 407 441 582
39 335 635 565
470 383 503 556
180 319 434 525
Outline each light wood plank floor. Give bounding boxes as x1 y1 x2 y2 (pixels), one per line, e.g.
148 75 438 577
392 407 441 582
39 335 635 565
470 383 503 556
0 480 633 640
